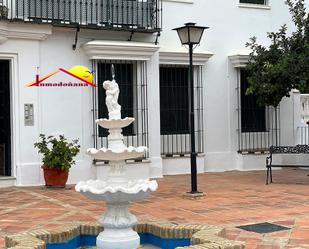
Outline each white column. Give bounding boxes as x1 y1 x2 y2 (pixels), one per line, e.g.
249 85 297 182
280 92 295 146
293 90 302 144
147 50 163 178
297 92 309 145
300 94 309 123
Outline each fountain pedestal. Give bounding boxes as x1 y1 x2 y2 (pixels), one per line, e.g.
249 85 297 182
76 78 157 249
97 227 139 249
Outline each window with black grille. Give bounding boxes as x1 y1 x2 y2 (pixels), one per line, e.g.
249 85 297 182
160 66 189 135
93 60 149 158
97 62 134 136
237 69 280 153
239 0 266 4
160 65 204 156
240 69 266 132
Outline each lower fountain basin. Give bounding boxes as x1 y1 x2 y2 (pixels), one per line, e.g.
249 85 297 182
75 179 159 249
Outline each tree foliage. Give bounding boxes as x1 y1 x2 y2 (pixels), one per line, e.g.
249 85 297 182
245 0 309 107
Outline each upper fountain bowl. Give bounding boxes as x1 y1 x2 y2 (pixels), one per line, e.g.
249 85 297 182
96 117 135 129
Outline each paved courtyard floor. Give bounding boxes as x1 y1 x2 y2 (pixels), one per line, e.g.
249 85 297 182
1 170 309 249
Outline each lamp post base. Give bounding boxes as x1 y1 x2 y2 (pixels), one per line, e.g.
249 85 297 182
183 191 205 199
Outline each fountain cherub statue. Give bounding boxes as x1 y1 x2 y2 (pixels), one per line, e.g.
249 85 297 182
103 79 121 119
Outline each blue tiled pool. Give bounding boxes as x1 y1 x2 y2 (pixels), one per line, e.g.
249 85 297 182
46 234 191 249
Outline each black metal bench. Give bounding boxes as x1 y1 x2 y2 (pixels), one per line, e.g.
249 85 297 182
266 145 309 184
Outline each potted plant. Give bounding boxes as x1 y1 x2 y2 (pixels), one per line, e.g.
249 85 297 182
34 134 80 188
0 1 9 19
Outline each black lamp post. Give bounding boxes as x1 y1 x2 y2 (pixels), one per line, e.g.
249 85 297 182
173 23 209 195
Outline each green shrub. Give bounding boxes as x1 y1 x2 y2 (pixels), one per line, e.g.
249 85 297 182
34 134 80 171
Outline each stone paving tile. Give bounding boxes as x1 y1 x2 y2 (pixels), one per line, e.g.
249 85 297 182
255 245 281 249
288 239 309 247
2 170 309 248
290 228 309 239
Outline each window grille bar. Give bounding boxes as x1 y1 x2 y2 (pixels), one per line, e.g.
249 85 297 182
92 60 98 149
236 69 241 152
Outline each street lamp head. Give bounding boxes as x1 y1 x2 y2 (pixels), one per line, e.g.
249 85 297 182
173 22 209 45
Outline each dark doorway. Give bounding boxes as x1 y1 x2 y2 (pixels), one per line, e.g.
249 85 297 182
0 60 11 176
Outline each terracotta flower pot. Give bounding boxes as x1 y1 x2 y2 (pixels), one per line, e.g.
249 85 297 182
43 166 69 188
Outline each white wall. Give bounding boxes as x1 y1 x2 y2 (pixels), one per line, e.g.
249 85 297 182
0 28 95 185
0 0 298 185
161 0 294 171
0 25 163 185
38 30 95 184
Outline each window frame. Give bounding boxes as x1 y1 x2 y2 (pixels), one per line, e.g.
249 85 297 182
239 0 267 5
238 0 271 10
97 61 136 137
92 59 149 160
159 65 190 135
236 68 280 153
240 69 267 133
159 64 204 156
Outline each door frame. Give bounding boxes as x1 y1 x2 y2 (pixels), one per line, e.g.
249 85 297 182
0 53 19 178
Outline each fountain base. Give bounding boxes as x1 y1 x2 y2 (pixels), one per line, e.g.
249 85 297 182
97 228 139 249
76 179 158 249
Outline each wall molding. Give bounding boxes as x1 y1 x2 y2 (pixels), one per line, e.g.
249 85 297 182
228 49 251 68
0 27 8 43
159 47 213 65
238 3 271 10
83 40 159 61
0 22 52 44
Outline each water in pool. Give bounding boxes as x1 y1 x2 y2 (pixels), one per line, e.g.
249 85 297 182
79 245 161 249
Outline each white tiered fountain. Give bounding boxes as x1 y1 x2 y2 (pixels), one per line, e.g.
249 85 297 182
75 69 158 249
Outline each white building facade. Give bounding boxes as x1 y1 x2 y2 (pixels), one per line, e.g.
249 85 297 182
0 0 305 186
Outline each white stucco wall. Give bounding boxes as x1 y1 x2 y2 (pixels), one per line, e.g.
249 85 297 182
161 0 295 171
0 0 299 185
